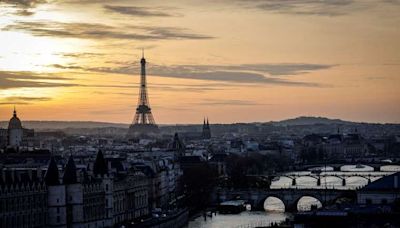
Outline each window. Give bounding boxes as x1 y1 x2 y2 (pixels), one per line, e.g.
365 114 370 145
57 216 60 223
366 198 372 205
381 198 388 205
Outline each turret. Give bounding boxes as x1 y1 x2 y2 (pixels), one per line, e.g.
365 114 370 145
63 155 84 225
46 157 67 227
93 150 108 176
63 155 77 185
45 157 60 185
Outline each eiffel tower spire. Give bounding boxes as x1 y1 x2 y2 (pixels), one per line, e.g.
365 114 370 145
127 52 159 138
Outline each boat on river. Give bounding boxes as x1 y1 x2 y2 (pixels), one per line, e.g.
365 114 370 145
218 200 246 214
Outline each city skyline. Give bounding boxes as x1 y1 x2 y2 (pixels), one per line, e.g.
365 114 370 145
1 0 400 124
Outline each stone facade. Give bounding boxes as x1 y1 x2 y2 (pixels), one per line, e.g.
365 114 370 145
0 151 150 228
0 174 47 227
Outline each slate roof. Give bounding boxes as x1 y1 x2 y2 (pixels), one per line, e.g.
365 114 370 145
361 172 400 191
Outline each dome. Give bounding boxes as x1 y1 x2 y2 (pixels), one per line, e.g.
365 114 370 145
8 109 22 129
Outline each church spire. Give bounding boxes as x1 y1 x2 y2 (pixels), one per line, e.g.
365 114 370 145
13 106 17 117
202 117 211 139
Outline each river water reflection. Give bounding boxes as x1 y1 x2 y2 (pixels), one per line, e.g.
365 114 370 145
187 211 290 228
187 165 400 228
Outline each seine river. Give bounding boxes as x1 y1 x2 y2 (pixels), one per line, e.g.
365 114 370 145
187 165 400 228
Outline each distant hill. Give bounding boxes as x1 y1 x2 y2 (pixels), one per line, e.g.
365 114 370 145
0 121 129 130
0 116 381 131
272 116 354 126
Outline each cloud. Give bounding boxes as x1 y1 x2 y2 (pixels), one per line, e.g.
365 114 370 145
0 101 31 105
366 76 388 80
1 0 46 7
224 64 334 76
1 0 46 16
50 64 84 70
235 0 360 16
58 52 106 58
3 21 214 40
52 62 332 87
150 83 228 93
195 99 269 106
15 9 35 16
104 5 177 17
5 96 51 101
0 71 77 89
384 0 400 4
0 96 51 105
88 82 228 93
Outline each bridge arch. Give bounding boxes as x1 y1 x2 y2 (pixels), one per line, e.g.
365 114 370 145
263 196 286 212
344 175 370 188
295 175 320 186
308 166 334 171
295 195 323 212
281 175 320 186
320 175 345 187
340 164 374 172
256 194 288 212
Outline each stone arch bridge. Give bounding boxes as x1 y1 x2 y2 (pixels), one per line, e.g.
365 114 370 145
216 188 356 212
277 172 390 187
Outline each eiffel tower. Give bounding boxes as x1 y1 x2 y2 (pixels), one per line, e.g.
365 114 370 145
127 51 159 138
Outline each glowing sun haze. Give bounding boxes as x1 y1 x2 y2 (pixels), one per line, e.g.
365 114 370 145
0 0 399 124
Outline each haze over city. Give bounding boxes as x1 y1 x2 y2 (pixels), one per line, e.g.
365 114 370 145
1 0 400 124
1 1 400 228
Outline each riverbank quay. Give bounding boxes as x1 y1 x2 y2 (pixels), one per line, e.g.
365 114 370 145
121 208 189 228
293 209 400 227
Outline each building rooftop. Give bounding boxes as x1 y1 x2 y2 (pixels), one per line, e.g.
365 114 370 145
8 108 22 129
361 172 400 191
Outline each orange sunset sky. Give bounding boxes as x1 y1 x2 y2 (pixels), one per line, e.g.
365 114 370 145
0 0 399 124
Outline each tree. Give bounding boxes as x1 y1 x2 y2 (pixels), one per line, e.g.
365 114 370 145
182 162 217 212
